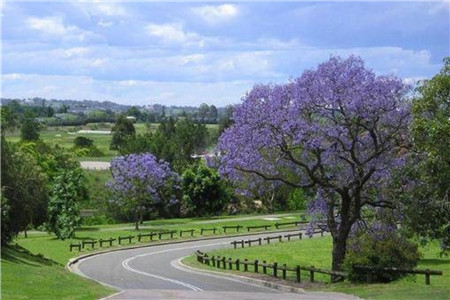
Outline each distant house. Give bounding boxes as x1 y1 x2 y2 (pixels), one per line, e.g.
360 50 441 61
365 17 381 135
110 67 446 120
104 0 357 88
126 116 137 123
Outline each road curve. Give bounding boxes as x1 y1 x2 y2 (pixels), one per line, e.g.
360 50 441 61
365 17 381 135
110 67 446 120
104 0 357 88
72 232 361 300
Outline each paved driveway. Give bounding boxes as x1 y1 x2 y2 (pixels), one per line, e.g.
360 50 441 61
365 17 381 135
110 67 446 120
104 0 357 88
72 232 362 300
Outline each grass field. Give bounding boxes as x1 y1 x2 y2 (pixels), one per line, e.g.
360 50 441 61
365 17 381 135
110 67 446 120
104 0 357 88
183 237 450 300
1 245 114 300
4 122 220 161
15 213 304 265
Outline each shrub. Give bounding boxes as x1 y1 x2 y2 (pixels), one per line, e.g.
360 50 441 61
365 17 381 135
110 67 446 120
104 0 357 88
74 136 94 148
343 222 421 282
287 188 308 211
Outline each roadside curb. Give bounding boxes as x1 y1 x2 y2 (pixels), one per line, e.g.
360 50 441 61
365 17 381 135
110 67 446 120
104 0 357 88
66 228 304 270
175 256 307 294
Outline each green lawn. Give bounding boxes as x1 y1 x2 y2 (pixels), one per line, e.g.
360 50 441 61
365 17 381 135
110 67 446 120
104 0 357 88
16 213 304 265
1 246 114 300
183 237 450 300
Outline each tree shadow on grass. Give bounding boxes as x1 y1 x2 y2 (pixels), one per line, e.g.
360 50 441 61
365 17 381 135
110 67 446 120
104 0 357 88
75 227 100 232
1 245 60 267
420 258 450 267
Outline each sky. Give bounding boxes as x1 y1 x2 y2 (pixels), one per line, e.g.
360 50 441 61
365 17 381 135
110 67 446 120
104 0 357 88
1 1 449 107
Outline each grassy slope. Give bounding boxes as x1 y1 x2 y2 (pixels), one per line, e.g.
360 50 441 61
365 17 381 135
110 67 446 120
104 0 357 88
183 237 450 300
1 246 114 300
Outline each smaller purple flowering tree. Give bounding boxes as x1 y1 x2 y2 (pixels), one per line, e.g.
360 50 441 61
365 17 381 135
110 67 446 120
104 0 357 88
107 153 180 230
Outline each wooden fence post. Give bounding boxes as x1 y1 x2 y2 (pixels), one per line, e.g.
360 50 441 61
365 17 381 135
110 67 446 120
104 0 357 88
244 259 248 272
229 258 233 270
425 270 430 285
282 264 287 279
296 265 301 282
310 266 315 282
222 257 226 269
263 260 267 274
273 262 278 277
212 256 216 267
254 260 259 273
236 259 240 271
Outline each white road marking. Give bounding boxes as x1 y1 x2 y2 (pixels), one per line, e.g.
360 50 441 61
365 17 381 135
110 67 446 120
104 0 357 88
120 241 229 291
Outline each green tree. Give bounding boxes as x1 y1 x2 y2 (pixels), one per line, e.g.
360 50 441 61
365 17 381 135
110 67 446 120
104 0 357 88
120 117 208 173
181 164 231 217
20 112 40 141
197 103 210 122
127 106 142 120
1 105 18 133
209 105 218 123
218 105 234 135
1 138 49 244
110 115 136 151
403 57 450 245
47 168 87 240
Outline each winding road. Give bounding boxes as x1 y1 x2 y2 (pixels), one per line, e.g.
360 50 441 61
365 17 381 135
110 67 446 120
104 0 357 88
71 231 361 300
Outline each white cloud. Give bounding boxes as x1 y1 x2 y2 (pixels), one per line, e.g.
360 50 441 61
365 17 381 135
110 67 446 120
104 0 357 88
27 17 70 36
145 23 207 47
98 20 114 28
26 16 99 43
3 73 23 80
95 3 128 17
63 47 90 57
72 2 128 17
192 4 239 24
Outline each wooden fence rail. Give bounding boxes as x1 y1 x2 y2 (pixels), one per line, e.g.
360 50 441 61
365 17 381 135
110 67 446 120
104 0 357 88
99 238 116 247
353 265 443 285
200 228 217 235
222 225 243 233
137 232 158 242
70 243 81 252
247 225 271 232
158 230 177 239
118 235 134 245
180 229 195 237
82 240 97 249
196 250 345 283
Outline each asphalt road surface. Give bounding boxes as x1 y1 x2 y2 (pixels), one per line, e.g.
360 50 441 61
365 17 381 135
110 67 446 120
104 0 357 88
73 232 361 300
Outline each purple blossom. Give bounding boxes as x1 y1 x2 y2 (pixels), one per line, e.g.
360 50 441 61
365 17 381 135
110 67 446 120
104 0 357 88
107 153 180 225
215 56 412 270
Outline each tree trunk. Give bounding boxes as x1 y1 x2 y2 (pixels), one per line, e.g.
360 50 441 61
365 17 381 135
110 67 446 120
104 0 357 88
331 234 348 282
329 192 354 282
134 210 140 230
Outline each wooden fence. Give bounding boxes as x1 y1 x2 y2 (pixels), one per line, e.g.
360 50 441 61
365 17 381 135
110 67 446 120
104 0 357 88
230 230 325 249
353 265 443 285
68 218 311 251
196 250 346 283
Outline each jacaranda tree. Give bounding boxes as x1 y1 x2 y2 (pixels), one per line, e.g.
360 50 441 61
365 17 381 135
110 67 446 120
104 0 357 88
107 153 180 230
217 56 411 275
